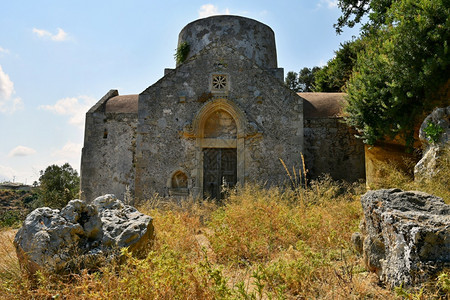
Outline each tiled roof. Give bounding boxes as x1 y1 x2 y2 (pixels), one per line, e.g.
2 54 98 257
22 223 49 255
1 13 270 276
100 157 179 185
299 92 346 118
105 94 139 113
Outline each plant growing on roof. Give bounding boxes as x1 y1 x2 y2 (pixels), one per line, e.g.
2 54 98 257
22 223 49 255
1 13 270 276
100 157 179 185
175 42 190 64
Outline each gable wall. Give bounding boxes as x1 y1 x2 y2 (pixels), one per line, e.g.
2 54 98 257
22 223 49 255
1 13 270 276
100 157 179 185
134 46 303 201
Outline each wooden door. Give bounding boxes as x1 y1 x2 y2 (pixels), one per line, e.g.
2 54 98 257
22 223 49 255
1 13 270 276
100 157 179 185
203 148 237 200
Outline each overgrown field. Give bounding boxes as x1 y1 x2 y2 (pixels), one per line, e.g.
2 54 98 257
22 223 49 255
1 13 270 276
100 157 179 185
0 190 37 228
0 155 449 299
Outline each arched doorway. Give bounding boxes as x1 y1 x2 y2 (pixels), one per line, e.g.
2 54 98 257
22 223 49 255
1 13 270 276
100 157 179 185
183 98 247 199
202 110 237 199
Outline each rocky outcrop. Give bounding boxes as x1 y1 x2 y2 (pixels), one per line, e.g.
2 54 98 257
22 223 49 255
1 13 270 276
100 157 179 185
415 106 450 180
354 189 450 288
14 195 153 274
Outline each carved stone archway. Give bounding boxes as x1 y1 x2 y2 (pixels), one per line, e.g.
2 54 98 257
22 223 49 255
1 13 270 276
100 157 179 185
182 98 249 198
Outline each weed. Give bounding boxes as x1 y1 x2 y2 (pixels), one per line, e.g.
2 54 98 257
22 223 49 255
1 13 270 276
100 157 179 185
423 121 444 144
174 42 190 64
279 154 308 205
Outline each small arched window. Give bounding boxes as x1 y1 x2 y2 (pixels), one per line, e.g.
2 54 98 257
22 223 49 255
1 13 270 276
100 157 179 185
171 171 188 189
169 170 189 197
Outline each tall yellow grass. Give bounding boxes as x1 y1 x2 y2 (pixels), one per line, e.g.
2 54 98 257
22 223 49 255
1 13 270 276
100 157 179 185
0 153 448 299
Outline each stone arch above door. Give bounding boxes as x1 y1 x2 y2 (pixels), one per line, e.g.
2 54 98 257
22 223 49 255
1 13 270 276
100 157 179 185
182 98 248 139
180 98 252 198
181 98 262 140
204 110 237 139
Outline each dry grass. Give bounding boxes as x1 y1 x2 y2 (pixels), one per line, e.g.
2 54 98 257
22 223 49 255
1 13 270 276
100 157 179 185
369 145 450 203
0 158 449 299
0 229 20 280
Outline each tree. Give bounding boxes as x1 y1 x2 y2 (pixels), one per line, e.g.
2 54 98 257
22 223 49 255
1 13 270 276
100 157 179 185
37 163 80 208
334 0 394 34
343 0 450 147
298 67 321 92
314 39 365 92
285 71 300 92
285 67 321 92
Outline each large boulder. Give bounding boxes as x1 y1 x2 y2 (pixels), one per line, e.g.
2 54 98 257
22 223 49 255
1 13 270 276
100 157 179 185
14 194 153 274
355 189 450 288
414 106 450 181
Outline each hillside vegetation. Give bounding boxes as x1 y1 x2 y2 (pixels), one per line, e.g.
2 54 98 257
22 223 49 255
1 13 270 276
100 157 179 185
0 154 449 299
0 190 37 228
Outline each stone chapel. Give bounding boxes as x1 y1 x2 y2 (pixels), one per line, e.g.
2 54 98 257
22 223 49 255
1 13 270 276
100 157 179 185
81 15 365 202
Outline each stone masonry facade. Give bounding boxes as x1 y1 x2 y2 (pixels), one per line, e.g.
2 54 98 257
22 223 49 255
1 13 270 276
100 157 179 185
81 15 365 202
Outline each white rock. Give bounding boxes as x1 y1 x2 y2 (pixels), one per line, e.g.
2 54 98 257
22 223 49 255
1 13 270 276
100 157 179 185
357 189 450 288
14 195 153 274
415 106 450 180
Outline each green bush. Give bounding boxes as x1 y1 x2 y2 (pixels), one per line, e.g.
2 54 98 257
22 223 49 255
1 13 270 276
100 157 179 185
0 210 23 228
423 121 444 144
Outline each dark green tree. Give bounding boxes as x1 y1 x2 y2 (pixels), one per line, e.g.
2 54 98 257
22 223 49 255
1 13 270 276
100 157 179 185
285 71 300 92
314 39 365 92
343 0 450 147
37 163 80 209
285 67 322 92
298 67 321 92
334 0 394 34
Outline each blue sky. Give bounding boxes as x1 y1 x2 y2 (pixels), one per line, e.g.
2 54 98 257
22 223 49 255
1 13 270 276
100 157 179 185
0 1 360 184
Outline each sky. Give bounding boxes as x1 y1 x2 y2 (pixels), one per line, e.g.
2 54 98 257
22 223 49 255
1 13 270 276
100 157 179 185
0 0 360 184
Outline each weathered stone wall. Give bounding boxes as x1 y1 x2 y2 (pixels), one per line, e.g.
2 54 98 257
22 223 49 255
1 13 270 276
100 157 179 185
81 92 137 202
134 43 303 201
178 15 278 69
304 117 365 182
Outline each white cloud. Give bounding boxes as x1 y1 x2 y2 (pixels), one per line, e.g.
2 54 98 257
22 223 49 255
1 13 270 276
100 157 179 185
0 65 23 113
39 95 96 128
52 28 68 41
198 4 230 18
317 0 338 9
327 0 338 8
32 27 69 41
8 146 36 157
0 66 13 100
0 46 9 54
52 141 82 159
32 28 51 38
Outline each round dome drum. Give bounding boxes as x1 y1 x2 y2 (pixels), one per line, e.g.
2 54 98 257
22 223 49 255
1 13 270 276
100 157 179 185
177 15 278 69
